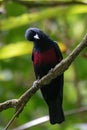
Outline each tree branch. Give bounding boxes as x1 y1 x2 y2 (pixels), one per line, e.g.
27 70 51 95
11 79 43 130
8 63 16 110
0 33 87 130
0 99 18 111
13 0 87 8
13 106 87 130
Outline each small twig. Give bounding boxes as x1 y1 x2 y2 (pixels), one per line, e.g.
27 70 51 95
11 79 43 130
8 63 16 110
4 106 23 130
0 99 18 112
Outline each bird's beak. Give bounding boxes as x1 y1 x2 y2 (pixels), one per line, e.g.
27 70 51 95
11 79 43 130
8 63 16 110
34 34 40 39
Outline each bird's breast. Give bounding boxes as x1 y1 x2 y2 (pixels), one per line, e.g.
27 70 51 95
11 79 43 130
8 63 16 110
33 47 59 65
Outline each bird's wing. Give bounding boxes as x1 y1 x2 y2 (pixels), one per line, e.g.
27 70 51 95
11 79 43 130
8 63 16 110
52 41 63 61
32 48 34 61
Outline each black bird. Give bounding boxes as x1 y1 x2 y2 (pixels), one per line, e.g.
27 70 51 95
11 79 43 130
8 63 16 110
25 27 65 124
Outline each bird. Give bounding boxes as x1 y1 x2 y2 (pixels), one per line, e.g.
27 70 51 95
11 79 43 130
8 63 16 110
25 27 65 124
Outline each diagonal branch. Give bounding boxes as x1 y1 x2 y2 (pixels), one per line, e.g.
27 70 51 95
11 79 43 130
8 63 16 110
13 0 87 8
0 34 87 130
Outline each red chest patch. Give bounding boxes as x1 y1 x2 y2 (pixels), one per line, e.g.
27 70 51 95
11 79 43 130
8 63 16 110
33 47 59 65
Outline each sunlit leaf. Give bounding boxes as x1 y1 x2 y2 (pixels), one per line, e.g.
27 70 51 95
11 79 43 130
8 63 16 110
68 5 87 14
0 42 33 59
59 42 67 53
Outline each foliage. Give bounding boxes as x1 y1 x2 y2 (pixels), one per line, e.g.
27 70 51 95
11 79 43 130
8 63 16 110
0 0 87 130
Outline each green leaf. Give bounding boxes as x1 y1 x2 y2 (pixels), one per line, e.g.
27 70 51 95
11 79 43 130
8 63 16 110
68 5 87 14
0 42 33 59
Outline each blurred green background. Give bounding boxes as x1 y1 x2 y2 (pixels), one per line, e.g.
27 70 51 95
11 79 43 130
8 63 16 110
0 0 87 130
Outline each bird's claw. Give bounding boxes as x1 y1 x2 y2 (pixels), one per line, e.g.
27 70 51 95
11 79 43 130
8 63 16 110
49 68 54 73
33 80 38 88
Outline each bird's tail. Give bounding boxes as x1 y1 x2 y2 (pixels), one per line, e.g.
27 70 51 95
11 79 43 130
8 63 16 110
48 100 65 124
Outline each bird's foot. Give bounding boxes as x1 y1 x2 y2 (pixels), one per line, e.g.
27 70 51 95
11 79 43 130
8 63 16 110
33 80 38 88
49 68 54 73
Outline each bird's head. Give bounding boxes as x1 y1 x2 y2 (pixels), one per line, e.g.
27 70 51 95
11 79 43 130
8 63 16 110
25 27 48 42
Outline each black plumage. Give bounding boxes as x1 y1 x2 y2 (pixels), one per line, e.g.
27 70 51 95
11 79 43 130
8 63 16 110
25 27 65 124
